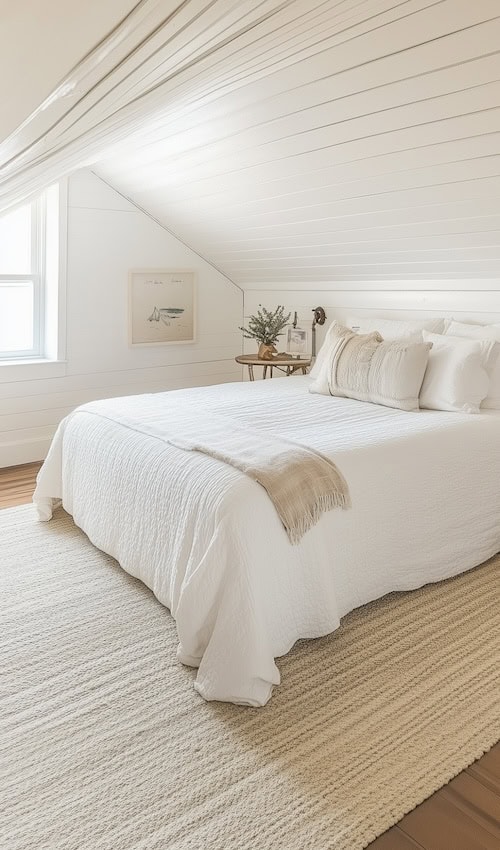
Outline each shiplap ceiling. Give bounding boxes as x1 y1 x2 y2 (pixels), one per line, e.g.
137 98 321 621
91 0 500 287
0 0 137 142
2 0 499 286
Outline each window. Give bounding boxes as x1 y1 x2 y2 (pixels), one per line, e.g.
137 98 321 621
0 184 64 363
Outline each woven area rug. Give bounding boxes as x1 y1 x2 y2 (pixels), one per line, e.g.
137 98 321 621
1 506 499 850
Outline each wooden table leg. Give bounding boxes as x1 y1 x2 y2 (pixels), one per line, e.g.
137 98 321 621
248 364 254 381
263 364 268 379
301 366 307 374
269 366 273 378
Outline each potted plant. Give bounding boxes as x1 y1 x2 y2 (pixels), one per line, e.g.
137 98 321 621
239 305 291 360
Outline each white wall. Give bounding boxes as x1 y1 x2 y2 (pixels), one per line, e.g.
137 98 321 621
0 171 243 467
243 281 500 373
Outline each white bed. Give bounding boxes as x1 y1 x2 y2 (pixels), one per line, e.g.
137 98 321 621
34 376 500 706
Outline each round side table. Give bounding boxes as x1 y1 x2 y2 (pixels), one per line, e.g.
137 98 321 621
235 354 311 381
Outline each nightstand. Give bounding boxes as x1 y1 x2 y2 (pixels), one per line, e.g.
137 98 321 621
235 354 311 381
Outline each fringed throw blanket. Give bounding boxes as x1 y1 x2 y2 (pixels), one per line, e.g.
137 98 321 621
170 420 351 545
83 408 351 544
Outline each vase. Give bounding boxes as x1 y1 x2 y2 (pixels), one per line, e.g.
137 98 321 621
258 343 277 360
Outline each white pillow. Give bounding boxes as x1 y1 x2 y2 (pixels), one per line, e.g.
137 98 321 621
419 332 496 414
309 323 432 411
345 315 445 341
444 320 500 409
309 320 342 379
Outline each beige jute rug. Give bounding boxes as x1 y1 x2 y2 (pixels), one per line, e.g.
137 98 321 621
1 506 499 850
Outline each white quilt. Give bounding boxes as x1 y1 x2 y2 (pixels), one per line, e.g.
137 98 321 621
34 377 500 706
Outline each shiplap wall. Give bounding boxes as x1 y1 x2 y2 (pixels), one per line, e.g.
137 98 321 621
95 0 500 286
243 282 500 373
0 171 242 467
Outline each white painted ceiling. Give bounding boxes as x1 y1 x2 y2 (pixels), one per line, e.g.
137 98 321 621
0 0 138 142
2 0 500 287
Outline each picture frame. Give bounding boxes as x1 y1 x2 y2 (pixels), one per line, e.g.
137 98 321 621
128 269 196 346
285 326 309 357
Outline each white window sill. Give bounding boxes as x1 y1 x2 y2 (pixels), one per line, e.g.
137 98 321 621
0 359 67 383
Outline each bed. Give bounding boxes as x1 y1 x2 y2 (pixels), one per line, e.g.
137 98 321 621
34 376 500 706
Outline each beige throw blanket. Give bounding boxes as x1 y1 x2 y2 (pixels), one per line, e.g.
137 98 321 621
83 408 350 545
170 421 351 545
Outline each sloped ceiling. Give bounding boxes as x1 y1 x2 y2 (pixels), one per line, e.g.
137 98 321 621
0 0 138 142
2 1 499 287
92 0 500 287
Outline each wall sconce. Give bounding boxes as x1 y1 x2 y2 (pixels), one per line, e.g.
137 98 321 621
311 306 326 358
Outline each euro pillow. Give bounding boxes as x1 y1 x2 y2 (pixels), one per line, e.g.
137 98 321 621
345 315 445 341
309 323 432 411
419 331 497 414
444 320 500 409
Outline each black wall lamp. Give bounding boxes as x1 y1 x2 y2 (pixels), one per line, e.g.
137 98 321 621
311 306 326 358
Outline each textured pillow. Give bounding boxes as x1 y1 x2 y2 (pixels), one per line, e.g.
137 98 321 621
309 320 342 379
444 320 500 409
420 332 497 414
310 316 444 379
345 315 445 341
309 324 432 411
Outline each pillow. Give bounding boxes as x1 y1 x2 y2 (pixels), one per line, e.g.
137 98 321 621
444 320 500 409
309 323 432 411
419 331 497 413
309 315 443 379
309 320 342 379
345 315 445 341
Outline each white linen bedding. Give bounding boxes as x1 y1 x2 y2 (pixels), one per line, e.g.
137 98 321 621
34 377 500 706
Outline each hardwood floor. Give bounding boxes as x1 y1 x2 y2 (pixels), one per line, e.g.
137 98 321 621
0 461 42 509
1 462 499 847
370 747 500 849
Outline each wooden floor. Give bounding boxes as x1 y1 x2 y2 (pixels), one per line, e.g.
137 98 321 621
1 463 499 848
0 461 42 508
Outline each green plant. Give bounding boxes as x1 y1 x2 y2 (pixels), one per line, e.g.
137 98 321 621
239 305 291 346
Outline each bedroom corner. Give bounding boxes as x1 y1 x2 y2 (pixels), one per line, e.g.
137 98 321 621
0 170 243 468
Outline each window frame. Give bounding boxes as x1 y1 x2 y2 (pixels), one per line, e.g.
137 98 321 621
0 196 44 360
0 277 40 358
0 184 66 375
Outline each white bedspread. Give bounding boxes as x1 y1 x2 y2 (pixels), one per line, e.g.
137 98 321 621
34 377 500 706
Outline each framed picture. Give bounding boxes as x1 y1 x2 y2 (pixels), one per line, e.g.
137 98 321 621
286 326 309 356
129 269 196 346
